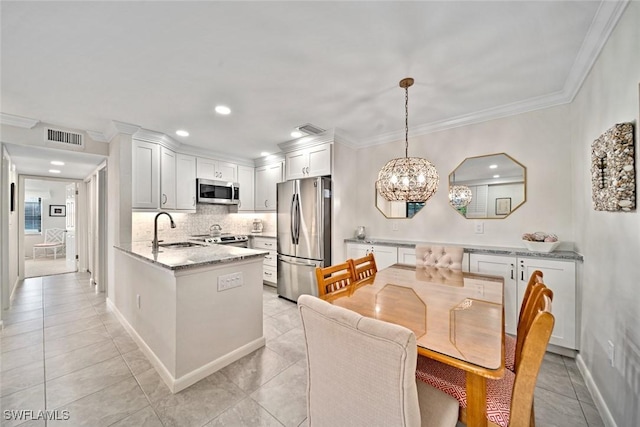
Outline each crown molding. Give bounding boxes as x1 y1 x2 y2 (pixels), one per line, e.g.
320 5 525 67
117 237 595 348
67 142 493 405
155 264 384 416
562 0 629 100
86 130 109 142
0 113 40 129
133 128 180 150
254 153 285 168
103 120 142 142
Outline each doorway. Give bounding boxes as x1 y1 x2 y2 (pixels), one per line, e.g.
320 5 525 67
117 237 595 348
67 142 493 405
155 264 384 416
23 178 79 278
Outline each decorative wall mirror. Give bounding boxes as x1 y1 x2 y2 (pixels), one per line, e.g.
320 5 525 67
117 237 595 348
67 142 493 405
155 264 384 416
376 189 425 218
449 153 526 219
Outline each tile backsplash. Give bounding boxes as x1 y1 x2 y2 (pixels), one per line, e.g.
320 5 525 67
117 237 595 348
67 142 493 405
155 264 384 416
132 205 276 242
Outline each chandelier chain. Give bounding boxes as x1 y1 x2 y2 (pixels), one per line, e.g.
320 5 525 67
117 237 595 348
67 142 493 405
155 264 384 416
404 85 409 158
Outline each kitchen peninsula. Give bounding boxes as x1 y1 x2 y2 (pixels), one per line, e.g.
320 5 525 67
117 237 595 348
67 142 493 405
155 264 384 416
113 242 268 393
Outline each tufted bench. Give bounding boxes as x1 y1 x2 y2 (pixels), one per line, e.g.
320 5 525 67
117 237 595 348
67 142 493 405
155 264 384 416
415 245 464 270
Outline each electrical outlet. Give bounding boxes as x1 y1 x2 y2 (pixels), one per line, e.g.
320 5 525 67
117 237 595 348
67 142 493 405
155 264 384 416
218 272 244 291
607 340 615 367
475 222 484 234
392 222 399 231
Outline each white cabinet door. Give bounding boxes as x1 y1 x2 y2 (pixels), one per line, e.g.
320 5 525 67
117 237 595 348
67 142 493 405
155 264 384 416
196 157 237 181
285 143 332 180
217 161 238 182
519 258 576 349
132 140 160 209
255 162 282 211
237 165 255 212
196 157 217 180
397 247 416 266
160 147 176 210
346 243 398 270
307 144 331 177
285 151 308 180
176 154 196 210
469 253 519 335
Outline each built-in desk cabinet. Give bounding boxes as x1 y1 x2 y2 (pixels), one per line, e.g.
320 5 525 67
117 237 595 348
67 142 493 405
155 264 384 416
469 253 576 349
252 237 277 285
285 143 331 180
345 242 398 270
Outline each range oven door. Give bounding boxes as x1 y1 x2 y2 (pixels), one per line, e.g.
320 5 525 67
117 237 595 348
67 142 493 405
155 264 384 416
197 179 239 204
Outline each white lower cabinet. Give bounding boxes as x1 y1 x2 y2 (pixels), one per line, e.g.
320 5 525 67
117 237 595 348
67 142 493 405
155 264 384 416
397 247 416 266
345 243 397 270
469 253 576 349
252 237 277 285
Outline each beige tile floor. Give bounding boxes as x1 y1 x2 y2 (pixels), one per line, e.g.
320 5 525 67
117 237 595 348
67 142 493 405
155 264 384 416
0 272 604 426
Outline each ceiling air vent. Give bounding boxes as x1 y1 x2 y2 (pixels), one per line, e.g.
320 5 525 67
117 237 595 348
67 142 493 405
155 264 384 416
45 127 84 148
296 123 325 135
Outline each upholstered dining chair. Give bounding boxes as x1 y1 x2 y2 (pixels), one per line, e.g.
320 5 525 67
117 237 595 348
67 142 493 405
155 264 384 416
298 295 460 427
315 261 355 297
505 271 545 372
415 293 554 427
32 228 66 260
415 245 464 270
349 252 378 282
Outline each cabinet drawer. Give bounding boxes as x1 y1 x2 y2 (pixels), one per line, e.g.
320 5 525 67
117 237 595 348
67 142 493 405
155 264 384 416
263 250 277 267
263 265 277 284
253 238 276 251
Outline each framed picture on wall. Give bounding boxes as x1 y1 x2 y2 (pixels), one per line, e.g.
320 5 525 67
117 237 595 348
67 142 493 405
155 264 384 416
49 205 66 217
496 197 512 215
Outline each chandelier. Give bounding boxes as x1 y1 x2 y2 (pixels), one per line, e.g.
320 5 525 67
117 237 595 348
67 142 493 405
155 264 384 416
449 185 473 209
376 78 439 202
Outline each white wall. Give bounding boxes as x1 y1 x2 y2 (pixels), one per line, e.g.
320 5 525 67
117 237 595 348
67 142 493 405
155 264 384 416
24 179 68 257
570 2 640 425
354 103 574 249
1 146 20 310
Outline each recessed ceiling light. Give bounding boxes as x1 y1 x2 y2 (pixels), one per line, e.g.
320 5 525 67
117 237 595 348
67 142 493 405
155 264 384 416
215 105 231 115
489 164 498 169
493 174 500 178
49 169 61 174
291 131 303 138
176 130 189 137
260 152 270 157
50 160 65 166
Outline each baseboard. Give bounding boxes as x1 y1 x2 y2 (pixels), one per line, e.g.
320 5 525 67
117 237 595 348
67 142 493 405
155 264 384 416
106 298 266 394
576 354 617 427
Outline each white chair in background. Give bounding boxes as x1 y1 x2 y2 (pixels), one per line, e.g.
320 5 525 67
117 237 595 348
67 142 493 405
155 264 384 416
33 228 66 260
298 294 459 427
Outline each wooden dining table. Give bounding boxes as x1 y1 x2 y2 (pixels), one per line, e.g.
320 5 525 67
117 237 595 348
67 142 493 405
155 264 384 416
320 264 505 427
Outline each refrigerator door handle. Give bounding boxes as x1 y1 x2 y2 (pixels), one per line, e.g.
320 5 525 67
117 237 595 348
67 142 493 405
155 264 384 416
294 193 301 244
290 194 297 245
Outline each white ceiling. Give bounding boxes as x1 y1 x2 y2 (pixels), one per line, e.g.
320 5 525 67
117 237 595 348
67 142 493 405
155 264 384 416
5 143 105 180
0 1 626 170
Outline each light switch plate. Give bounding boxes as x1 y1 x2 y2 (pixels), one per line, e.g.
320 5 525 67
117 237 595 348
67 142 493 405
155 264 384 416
475 222 484 234
218 272 244 291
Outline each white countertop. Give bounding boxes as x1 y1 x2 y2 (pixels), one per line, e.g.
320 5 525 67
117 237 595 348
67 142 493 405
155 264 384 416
115 240 268 271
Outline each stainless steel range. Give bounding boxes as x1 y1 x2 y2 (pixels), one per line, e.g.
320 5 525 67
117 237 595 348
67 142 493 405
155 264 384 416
191 233 249 248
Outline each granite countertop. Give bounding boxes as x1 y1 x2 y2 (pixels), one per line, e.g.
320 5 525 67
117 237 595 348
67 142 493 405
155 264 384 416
115 241 268 271
344 238 583 261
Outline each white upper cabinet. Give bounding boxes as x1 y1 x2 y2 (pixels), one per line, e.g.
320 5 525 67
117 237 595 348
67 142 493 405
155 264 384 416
176 153 197 210
237 165 255 212
132 139 160 209
255 161 283 211
285 143 331 180
196 157 238 182
160 147 176 210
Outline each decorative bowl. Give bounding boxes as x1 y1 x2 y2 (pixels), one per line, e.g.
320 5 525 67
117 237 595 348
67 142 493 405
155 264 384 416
522 240 561 253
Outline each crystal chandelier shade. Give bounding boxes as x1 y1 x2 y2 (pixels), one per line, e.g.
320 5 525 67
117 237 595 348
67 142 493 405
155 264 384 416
376 78 439 203
449 185 473 209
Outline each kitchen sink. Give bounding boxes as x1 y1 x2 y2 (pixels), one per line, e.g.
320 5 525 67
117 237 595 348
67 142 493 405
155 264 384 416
158 242 206 249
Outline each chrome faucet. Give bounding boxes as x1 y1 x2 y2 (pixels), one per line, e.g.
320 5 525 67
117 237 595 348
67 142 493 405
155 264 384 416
152 211 176 252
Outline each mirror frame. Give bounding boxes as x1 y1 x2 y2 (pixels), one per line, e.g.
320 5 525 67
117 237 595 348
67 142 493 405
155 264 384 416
448 153 526 219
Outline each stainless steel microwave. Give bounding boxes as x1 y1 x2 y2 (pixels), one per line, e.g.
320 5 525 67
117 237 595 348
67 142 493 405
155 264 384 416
196 179 240 205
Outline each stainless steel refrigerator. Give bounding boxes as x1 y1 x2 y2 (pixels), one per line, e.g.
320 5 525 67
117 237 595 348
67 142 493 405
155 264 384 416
277 176 331 301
